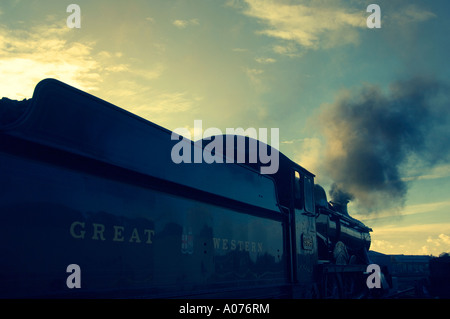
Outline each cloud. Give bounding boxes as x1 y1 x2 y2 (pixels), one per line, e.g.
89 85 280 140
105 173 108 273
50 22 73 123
240 0 366 51
402 164 450 182
0 24 100 99
272 43 302 57
235 1 437 54
144 91 198 114
173 19 200 29
255 57 276 64
372 223 450 238
370 223 450 255
0 17 192 127
371 239 396 252
130 90 200 126
318 76 450 213
292 137 323 175
387 4 436 26
98 51 124 59
0 20 167 104
352 200 450 223
402 4 436 22
134 64 165 81
101 77 200 127
427 234 450 247
104 64 130 73
243 67 265 88
422 234 450 255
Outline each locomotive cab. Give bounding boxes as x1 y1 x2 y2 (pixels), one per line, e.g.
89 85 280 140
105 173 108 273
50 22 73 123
209 134 320 290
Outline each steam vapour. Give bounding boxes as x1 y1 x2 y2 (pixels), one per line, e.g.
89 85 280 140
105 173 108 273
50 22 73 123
320 76 450 213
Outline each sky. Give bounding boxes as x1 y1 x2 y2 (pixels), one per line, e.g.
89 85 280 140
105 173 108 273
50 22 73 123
1 0 449 256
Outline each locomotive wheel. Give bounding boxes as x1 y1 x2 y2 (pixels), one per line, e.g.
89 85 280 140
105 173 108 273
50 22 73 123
323 272 366 299
333 241 349 265
323 273 343 299
324 242 366 298
341 273 357 298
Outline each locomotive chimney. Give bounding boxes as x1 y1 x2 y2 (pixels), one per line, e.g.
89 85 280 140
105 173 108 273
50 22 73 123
329 183 352 216
330 200 349 216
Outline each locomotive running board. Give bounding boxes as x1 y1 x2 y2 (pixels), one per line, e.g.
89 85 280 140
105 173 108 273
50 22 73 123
317 264 367 274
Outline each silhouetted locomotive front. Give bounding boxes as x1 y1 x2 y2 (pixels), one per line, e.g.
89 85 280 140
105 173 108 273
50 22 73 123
0 79 372 298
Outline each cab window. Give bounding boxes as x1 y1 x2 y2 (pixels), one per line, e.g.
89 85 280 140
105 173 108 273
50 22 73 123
304 175 314 214
294 171 302 209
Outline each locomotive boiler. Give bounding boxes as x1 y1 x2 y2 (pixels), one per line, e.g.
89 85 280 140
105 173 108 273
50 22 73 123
0 79 373 298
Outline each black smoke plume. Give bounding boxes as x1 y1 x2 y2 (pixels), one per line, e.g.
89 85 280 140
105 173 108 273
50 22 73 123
320 76 450 213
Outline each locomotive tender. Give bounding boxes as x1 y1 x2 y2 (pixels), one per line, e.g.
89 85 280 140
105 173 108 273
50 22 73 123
0 79 372 298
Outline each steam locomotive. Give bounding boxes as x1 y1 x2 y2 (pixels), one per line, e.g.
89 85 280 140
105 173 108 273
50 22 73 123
0 79 373 298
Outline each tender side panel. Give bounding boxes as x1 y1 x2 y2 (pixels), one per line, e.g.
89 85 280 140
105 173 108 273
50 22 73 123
0 140 287 298
1 79 280 212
